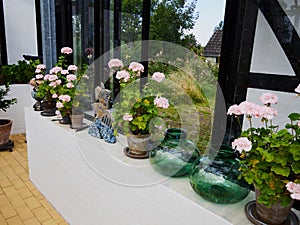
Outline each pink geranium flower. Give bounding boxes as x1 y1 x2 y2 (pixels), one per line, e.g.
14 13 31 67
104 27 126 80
61 70 69 75
231 137 252 153
44 74 50 80
239 101 261 118
116 70 130 82
52 94 58 98
259 106 278 120
49 75 58 81
154 96 169 109
129 62 144 73
66 83 74 88
123 113 133 121
35 74 44 80
286 182 300 200
50 66 62 74
108 59 123 68
56 102 64 108
66 74 77 81
260 93 278 105
298 121 300 127
58 95 71 102
68 65 78 71
61 47 73 54
35 69 41 74
152 72 165 82
36 64 46 70
227 104 242 115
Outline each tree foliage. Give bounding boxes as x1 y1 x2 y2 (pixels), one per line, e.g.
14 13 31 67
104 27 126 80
121 0 199 46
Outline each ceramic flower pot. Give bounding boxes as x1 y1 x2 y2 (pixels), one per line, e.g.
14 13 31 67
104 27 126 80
0 119 12 146
41 101 57 116
125 133 151 158
149 128 200 177
70 113 84 129
244 188 298 225
189 145 250 204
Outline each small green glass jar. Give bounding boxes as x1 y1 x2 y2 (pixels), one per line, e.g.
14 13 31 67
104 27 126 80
189 145 250 204
149 128 200 177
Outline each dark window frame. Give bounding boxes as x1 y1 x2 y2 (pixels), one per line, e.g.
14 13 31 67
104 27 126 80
0 0 7 66
216 0 300 145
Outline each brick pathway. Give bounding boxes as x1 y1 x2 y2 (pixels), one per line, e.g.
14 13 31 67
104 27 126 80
0 134 68 225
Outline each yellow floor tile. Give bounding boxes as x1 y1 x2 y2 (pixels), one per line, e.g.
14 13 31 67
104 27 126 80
5 215 24 225
0 203 17 219
2 186 18 198
18 187 33 199
24 180 36 191
40 199 54 211
32 207 51 223
42 218 59 225
0 212 8 225
11 179 26 190
9 195 26 208
0 194 10 207
15 205 34 221
24 196 41 210
23 217 41 225
48 210 65 223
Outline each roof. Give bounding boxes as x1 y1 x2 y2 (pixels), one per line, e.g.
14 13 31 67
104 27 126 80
203 30 223 57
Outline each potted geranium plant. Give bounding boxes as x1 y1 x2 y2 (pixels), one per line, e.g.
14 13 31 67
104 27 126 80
228 85 300 224
0 84 17 146
32 47 88 123
108 59 169 157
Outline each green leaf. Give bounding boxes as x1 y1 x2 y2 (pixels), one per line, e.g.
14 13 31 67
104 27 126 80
288 113 300 121
271 165 290 177
292 162 300 174
289 143 300 160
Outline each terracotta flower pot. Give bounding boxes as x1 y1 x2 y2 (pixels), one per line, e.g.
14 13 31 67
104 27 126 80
0 119 12 146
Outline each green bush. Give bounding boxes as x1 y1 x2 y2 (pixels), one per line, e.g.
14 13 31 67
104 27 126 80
1 59 40 84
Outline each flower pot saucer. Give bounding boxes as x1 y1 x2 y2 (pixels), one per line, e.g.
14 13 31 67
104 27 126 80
0 140 14 152
245 200 299 225
124 147 149 159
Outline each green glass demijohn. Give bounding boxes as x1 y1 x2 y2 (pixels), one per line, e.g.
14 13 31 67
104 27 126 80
189 145 250 204
149 128 200 177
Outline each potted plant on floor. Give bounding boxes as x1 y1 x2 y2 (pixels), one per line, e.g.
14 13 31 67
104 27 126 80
0 84 17 147
228 86 300 224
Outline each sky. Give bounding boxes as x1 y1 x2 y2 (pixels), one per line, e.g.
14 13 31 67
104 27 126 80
192 0 226 46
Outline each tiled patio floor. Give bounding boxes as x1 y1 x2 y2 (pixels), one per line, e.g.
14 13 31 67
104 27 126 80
0 134 68 225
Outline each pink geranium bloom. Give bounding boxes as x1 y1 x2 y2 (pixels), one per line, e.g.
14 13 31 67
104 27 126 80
152 72 165 82
66 83 74 88
231 137 252 153
239 101 261 118
49 82 57 87
116 70 130 81
37 64 46 70
298 121 300 127
61 47 73 54
35 68 41 74
52 94 58 98
61 70 69 75
123 113 133 121
35 74 43 79
108 59 123 68
56 102 64 108
44 74 50 80
50 66 62 74
82 74 89 79
59 95 71 102
49 75 58 81
259 106 278 120
129 62 144 73
295 84 300 93
154 96 169 109
286 182 300 200
68 65 78 71
227 104 242 115
260 93 278 105
66 74 77 81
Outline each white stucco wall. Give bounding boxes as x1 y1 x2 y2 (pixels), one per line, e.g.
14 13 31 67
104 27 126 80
3 0 38 64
